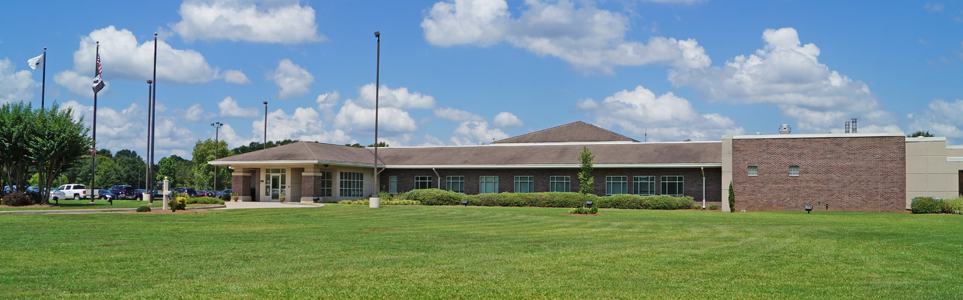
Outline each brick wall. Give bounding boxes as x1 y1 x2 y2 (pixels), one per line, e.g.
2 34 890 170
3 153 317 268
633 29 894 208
232 174 252 196
379 167 720 201
731 136 905 213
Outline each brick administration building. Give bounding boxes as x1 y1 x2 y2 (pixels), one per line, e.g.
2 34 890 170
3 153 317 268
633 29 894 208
211 121 963 213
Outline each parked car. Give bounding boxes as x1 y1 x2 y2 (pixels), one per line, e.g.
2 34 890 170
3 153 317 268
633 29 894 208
57 184 89 200
134 189 147 200
196 190 208 197
96 189 116 200
48 188 66 201
108 185 137 200
172 188 197 197
221 189 232 196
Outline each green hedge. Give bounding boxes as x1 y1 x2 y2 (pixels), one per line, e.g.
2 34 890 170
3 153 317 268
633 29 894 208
911 197 942 214
398 189 692 210
186 197 225 205
939 197 963 214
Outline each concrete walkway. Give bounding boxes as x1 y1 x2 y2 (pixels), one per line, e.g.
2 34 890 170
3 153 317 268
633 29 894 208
220 201 325 210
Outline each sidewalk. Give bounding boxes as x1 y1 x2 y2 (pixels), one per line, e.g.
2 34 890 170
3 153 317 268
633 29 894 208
220 201 325 210
0 205 225 215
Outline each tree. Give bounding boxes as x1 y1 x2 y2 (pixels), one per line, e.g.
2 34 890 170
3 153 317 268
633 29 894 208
156 155 192 188
345 143 364 148
728 182 735 213
0 102 35 194
908 130 934 137
368 141 389 147
578 146 594 196
14 102 93 203
232 139 299 155
114 149 147 188
189 139 232 190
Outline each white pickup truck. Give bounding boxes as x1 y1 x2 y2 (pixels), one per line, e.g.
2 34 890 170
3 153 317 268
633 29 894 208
57 184 97 200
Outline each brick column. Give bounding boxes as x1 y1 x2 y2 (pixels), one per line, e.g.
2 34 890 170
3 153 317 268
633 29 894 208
232 171 252 202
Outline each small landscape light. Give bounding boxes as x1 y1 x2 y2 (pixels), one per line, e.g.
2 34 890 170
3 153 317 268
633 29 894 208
804 205 813 214
313 197 320 203
462 200 468 207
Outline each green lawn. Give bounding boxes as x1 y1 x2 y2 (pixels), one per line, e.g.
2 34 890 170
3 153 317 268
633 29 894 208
0 200 202 211
1 205 961 299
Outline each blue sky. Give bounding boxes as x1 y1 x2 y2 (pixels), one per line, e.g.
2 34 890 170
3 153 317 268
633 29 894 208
1 0 962 161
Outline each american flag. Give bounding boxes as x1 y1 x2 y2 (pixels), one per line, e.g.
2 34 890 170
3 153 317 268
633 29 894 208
96 53 102 76
92 45 106 93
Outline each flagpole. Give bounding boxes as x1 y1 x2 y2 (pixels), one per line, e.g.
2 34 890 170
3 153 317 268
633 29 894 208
149 33 157 204
41 47 46 109
89 41 99 204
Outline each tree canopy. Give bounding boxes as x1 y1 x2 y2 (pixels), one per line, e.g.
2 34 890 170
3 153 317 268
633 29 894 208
908 130 934 137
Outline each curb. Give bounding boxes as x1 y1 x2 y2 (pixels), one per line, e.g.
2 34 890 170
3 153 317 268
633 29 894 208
0 205 226 215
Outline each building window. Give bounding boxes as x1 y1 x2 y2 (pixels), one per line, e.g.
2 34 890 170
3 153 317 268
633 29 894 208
414 176 432 189
388 176 397 194
264 168 287 199
606 176 628 196
479 176 498 194
446 176 465 193
748 166 758 177
339 172 364 198
319 171 333 197
550 176 570 192
661 175 684 197
633 176 655 196
789 166 799 177
514 176 534 193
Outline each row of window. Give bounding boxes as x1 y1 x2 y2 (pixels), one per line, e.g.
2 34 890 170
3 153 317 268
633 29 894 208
389 175 685 196
747 166 800 177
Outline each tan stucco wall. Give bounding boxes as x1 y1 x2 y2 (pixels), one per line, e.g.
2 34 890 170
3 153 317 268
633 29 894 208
721 136 733 212
906 138 961 209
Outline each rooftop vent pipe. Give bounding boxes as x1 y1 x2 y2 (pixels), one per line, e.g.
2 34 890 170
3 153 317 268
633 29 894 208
778 124 791 134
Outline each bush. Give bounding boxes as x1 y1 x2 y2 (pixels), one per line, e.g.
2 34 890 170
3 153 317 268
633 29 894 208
589 206 598 214
597 194 644 209
911 197 942 214
220 193 231 201
340 199 421 205
170 197 187 212
643 195 694 210
708 204 720 210
399 189 466 205
1 191 39 206
378 191 392 200
692 204 702 210
186 197 224 205
940 197 963 214
136 206 151 212
338 200 352 204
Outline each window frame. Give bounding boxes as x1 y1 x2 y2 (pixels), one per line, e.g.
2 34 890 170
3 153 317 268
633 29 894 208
388 176 397 194
605 176 628 196
414 176 432 190
660 175 684 197
446 176 465 193
789 165 800 177
632 176 656 196
479 176 498 194
514 176 534 193
748 166 758 177
339 172 364 198
549 176 570 192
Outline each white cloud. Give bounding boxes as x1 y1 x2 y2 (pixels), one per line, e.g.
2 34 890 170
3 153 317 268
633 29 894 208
669 27 897 133
421 0 710 74
252 107 352 144
451 121 508 145
0 57 38 103
419 134 446 146
333 100 418 133
218 96 259 118
924 3 945 12
434 106 484 122
908 99 963 143
171 0 324 44
493 111 523 127
60 26 216 90
215 69 251 84
268 59 313 99
175 103 205 123
357 83 436 109
59 100 195 161
316 91 340 111
53 71 104 98
578 86 744 141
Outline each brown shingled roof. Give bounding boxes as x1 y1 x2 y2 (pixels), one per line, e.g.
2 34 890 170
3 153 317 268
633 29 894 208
213 141 377 165
379 142 720 166
492 121 638 144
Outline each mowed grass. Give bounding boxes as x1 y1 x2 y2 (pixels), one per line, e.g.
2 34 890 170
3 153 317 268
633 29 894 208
0 200 207 211
1 205 961 299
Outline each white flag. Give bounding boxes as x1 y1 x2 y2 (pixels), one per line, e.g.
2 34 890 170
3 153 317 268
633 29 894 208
28 53 44 70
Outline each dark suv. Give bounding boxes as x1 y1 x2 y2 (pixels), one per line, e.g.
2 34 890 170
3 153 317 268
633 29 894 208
109 185 137 200
172 187 198 197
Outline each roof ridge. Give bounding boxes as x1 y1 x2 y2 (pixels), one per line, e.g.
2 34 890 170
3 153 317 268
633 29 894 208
301 141 320 160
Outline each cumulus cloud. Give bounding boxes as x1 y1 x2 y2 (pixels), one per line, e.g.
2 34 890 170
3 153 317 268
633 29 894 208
908 99 963 143
268 59 313 99
421 0 710 74
252 107 352 144
215 69 251 84
451 120 508 145
171 0 324 44
54 71 103 98
434 106 484 122
218 96 259 118
60 100 195 159
493 111 523 127
316 90 340 121
333 100 419 134
669 27 897 133
0 57 38 103
56 26 216 93
357 83 436 109
577 85 744 141
175 103 205 123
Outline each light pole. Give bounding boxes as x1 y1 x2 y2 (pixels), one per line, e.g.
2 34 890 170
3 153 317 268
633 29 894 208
146 80 152 192
371 31 381 208
211 122 223 191
149 32 158 204
701 167 706 210
263 101 268 150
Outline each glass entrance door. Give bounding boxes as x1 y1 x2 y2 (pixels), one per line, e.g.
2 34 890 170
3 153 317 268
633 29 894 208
271 174 281 201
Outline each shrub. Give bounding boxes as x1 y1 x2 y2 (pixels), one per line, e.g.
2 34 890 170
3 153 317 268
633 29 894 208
643 195 694 210
338 200 352 204
589 206 598 214
708 204 720 210
1 191 38 206
378 191 392 200
597 194 644 209
186 197 224 205
136 206 151 212
170 196 187 212
911 197 942 214
692 204 702 210
569 207 587 214
399 189 465 205
220 193 231 201
941 197 963 214
728 182 735 213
